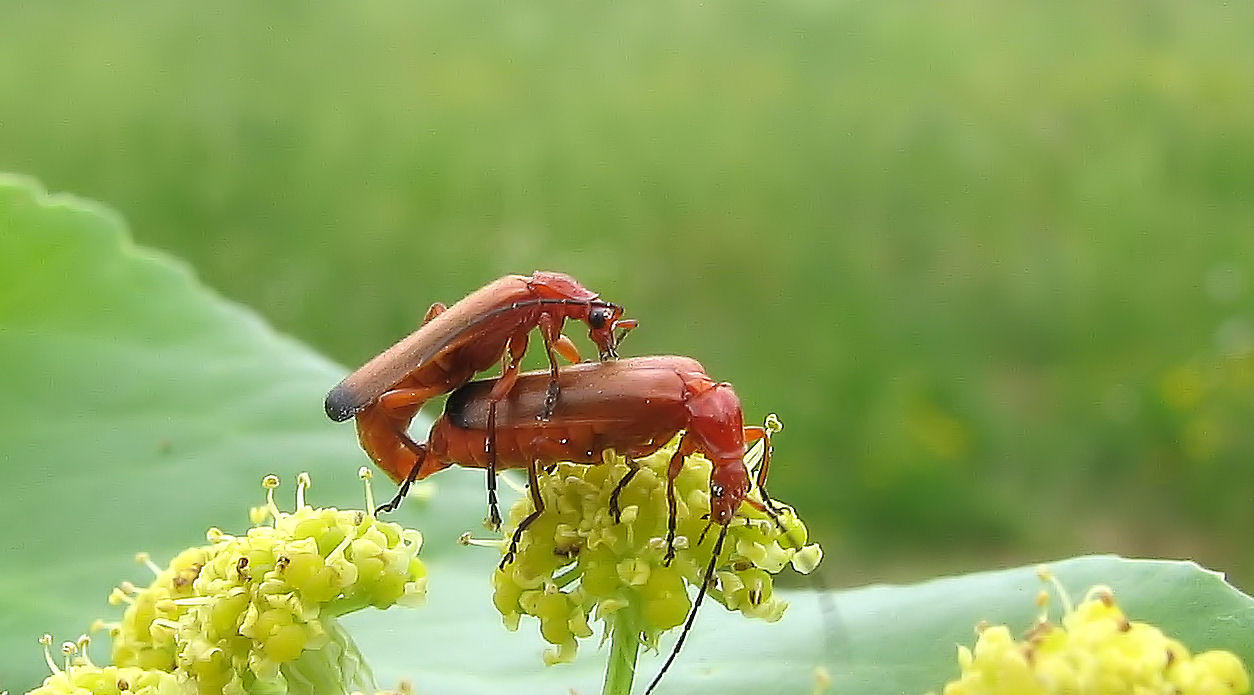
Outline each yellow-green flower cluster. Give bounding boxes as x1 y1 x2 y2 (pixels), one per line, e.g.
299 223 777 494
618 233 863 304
100 471 426 695
933 580 1250 695
489 434 822 665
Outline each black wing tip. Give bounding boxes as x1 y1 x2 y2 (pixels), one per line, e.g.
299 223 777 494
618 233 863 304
324 384 361 422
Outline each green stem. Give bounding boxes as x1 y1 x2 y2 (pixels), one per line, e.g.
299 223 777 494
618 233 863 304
282 616 375 695
602 602 643 695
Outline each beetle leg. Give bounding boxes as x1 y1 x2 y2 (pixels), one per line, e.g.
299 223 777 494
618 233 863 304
485 403 502 530
501 457 545 568
536 312 569 419
664 433 699 566
741 425 805 549
501 434 571 567
552 334 582 364
484 334 528 530
376 386 445 416
376 439 429 515
742 425 782 516
358 389 442 489
490 332 528 400
608 458 642 523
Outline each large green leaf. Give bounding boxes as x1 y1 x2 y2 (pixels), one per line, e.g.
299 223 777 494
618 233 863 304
2 175 1252 694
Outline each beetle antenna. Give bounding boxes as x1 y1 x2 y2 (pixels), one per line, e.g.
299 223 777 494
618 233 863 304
696 517 715 546
463 297 622 333
644 521 730 695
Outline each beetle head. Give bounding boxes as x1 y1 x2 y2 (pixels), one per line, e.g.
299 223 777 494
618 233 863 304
586 303 630 359
709 461 751 525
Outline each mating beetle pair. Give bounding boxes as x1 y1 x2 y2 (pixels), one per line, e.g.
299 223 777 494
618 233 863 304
324 271 781 558
324 271 790 693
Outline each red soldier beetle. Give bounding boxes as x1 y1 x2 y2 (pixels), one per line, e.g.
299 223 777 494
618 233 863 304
395 355 812 694
376 355 781 566
324 271 635 527
389 355 806 693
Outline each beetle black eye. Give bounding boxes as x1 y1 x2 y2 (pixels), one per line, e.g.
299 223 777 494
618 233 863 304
588 306 612 329
711 484 725 498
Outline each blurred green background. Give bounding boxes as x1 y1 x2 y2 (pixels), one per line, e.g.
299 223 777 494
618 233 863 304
3 1 1253 587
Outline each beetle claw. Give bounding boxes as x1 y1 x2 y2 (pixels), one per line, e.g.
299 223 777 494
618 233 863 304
540 381 560 420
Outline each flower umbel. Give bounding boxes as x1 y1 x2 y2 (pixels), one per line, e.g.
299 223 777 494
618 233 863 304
100 470 427 695
930 568 1250 695
487 430 821 669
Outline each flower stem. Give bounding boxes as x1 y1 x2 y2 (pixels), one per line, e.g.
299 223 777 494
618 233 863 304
602 602 643 695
